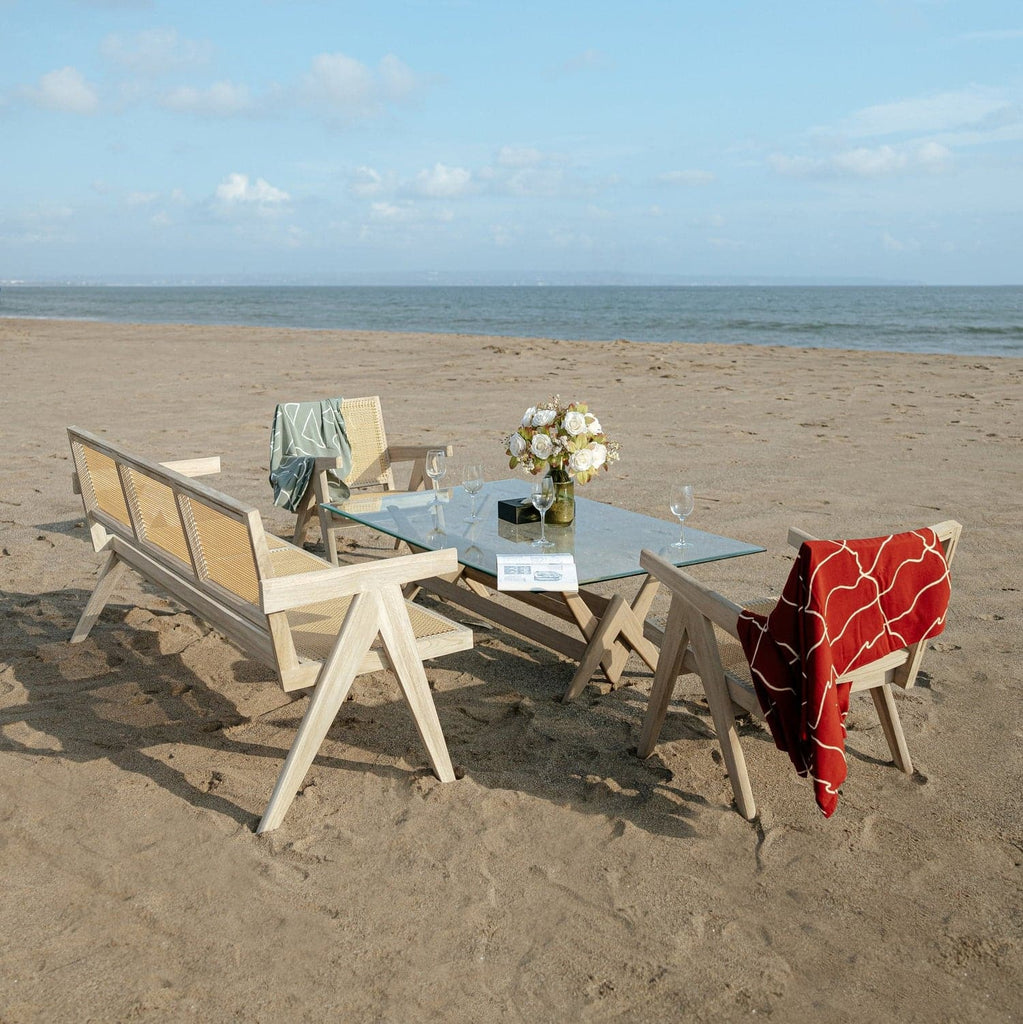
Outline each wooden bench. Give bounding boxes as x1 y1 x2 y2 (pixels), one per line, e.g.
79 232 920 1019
67 426 473 833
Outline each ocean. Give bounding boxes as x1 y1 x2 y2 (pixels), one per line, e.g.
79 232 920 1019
1 285 1021 357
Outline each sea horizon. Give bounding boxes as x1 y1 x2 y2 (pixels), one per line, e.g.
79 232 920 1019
2 282 1021 358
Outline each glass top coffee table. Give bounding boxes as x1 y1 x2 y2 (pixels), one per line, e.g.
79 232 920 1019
323 480 763 699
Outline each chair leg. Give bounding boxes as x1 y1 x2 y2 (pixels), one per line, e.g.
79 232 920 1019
312 467 340 565
687 613 757 820
293 506 313 547
375 587 455 783
636 596 689 756
257 592 379 834
868 683 913 774
71 551 127 643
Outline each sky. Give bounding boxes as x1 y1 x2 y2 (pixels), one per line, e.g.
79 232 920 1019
2 0 1022 285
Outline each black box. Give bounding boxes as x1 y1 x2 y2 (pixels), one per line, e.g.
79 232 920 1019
497 496 540 524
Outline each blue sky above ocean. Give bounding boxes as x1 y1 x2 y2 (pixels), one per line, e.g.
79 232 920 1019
2 0 1022 285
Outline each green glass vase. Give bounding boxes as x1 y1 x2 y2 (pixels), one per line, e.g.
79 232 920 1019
547 469 575 525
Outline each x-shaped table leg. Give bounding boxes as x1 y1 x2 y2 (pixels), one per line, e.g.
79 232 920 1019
561 576 661 701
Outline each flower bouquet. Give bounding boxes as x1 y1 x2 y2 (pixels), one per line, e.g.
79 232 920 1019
505 396 620 485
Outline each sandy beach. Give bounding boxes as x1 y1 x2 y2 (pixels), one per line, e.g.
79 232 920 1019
1 317 1020 1023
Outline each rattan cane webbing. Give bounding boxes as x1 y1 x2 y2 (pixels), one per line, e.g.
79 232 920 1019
715 599 775 685
128 470 192 565
185 496 260 605
77 443 131 528
265 543 458 661
341 397 392 488
287 594 459 662
267 544 334 580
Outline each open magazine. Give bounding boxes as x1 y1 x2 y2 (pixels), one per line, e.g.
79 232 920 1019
496 554 579 592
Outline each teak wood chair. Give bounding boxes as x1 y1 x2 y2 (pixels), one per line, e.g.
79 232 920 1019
636 521 962 820
287 396 453 565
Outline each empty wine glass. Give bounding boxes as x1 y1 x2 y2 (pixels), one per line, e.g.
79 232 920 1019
425 449 447 504
462 463 484 523
669 482 695 549
531 475 555 549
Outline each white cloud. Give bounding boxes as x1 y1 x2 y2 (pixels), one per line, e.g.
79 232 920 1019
349 166 393 198
413 163 473 198
503 166 567 197
367 201 453 225
497 146 544 168
841 86 1013 138
770 141 952 178
490 223 519 246
162 81 253 116
378 54 419 102
126 191 160 206
301 52 424 120
0 203 75 244
101 27 213 75
22 67 99 114
370 201 410 222
882 231 919 253
215 173 290 205
657 170 715 186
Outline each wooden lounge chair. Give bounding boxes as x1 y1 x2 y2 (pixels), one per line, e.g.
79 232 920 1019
68 426 473 833
636 521 962 819
285 396 453 565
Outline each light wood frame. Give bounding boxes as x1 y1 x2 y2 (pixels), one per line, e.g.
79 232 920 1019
285 396 453 564
635 521 963 820
67 426 473 833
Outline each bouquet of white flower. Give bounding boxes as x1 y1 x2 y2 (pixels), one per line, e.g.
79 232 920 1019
504 395 620 485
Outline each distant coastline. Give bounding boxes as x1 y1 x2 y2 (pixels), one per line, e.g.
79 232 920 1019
1 273 934 288
2 283 1020 358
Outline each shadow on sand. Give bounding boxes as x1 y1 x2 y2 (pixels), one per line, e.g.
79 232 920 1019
0 573 766 840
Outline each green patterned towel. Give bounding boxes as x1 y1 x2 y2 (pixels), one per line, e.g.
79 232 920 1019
269 398 352 512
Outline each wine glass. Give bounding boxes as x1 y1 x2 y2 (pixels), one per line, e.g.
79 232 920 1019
425 449 447 504
531 475 555 549
669 482 695 549
462 463 484 523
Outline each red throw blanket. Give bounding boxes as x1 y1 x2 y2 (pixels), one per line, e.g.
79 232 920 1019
736 529 951 817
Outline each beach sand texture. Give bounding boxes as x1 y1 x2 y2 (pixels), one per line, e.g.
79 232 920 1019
1 318 1020 1022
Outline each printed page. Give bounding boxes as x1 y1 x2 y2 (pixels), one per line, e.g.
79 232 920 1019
496 554 579 592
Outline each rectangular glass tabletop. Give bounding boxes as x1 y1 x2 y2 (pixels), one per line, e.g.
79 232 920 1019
325 480 763 587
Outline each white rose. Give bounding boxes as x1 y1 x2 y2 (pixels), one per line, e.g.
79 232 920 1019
563 410 587 436
521 406 536 428
586 416 602 435
569 448 594 475
530 433 554 459
532 408 557 427
587 441 607 469
509 432 527 457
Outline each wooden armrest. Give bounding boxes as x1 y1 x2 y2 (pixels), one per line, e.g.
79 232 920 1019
260 547 458 613
787 526 816 549
639 549 743 637
312 455 346 470
388 443 453 462
160 456 222 478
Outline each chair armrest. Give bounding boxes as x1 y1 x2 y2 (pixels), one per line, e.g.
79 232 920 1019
260 547 459 612
160 456 222 478
640 549 744 638
388 444 453 462
312 455 346 471
787 526 816 549
388 443 453 491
